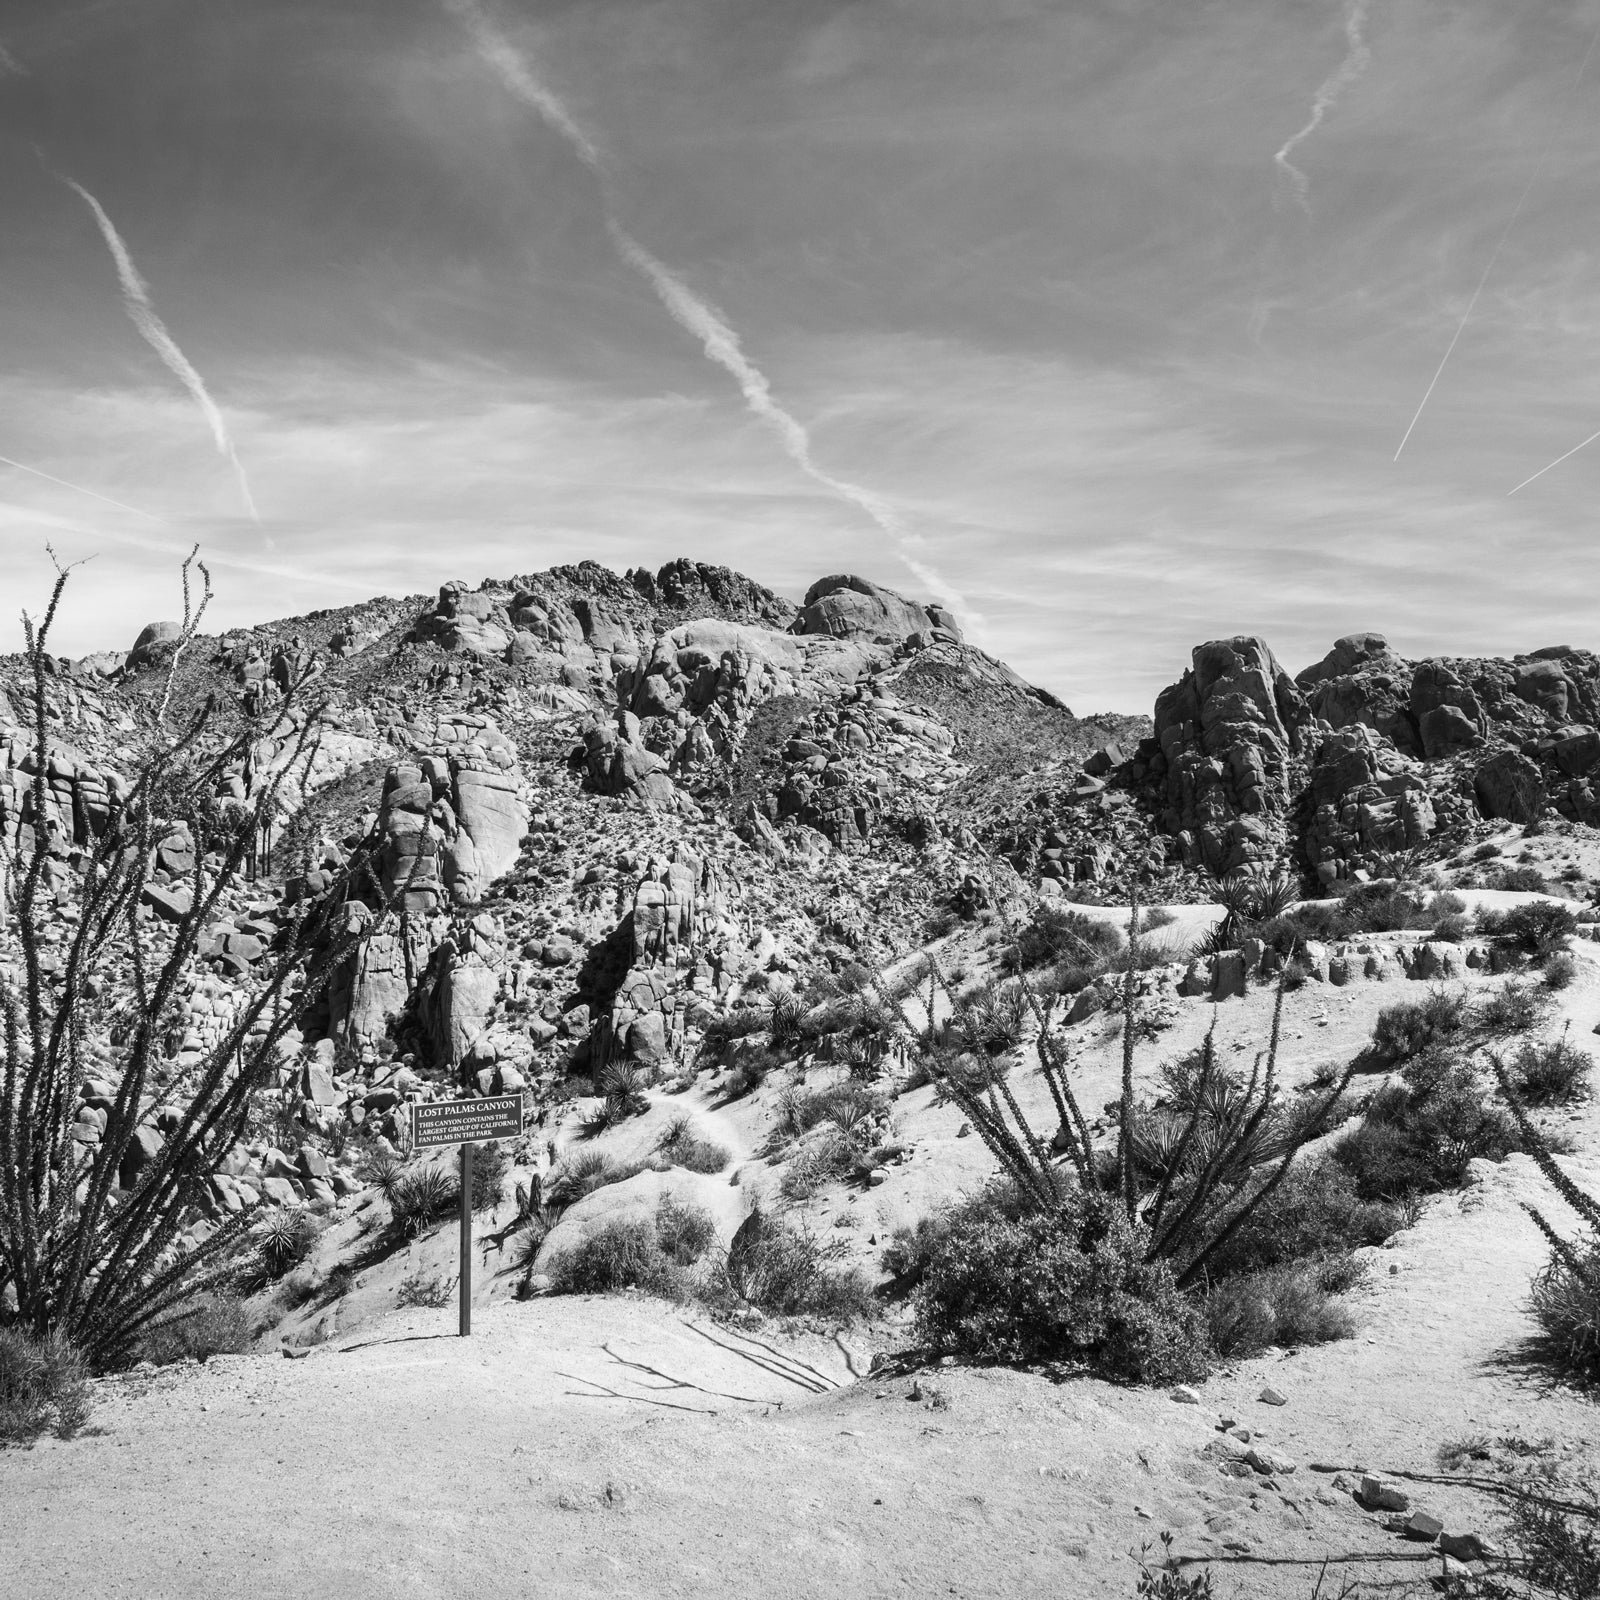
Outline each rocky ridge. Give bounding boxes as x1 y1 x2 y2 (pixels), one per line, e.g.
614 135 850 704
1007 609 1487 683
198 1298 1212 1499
7 567 1600 1239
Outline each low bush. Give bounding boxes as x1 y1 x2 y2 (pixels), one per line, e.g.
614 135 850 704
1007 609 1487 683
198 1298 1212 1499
1433 912 1471 943
1197 1158 1404 1280
655 1115 731 1174
1494 865 1555 895
543 1149 649 1208
1202 1260 1358 1360
723 1205 876 1320
545 1217 689 1300
1141 907 1177 933
1506 1038 1593 1106
544 1196 720 1300
1336 881 1437 934
1477 979 1553 1036
912 1193 1209 1384
1527 1236 1600 1385
779 1128 859 1200
1015 906 1122 971
1543 952 1580 991
1334 1049 1520 1199
396 1271 456 1308
137 1293 252 1365
1367 988 1471 1066
653 1195 717 1266
1497 900 1578 958
0 1328 93 1444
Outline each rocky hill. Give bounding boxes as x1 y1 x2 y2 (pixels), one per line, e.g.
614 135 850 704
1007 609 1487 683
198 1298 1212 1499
5 557 1600 1260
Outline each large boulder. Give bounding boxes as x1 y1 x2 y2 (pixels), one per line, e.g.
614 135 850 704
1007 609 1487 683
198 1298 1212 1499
1154 636 1308 874
128 621 183 669
794 575 960 645
1474 749 1545 823
1409 662 1486 758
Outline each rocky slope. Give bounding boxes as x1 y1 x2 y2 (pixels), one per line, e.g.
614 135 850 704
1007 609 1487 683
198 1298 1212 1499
5 561 1600 1237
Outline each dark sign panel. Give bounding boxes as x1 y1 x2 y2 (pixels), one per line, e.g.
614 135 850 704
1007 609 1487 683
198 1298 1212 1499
411 1094 524 1149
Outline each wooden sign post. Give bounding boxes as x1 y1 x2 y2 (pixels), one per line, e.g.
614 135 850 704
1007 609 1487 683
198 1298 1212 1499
410 1094 524 1336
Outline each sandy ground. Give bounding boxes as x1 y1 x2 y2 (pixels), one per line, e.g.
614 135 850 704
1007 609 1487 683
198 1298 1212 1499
5 894 1599 1599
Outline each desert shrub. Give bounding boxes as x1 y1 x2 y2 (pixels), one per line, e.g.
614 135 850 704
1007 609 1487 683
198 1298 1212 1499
947 980 1030 1054
1017 906 1124 970
1254 901 1354 953
1495 901 1577 959
1526 1237 1600 1385
1433 912 1471 943
1472 842 1503 862
396 1271 455 1308
598 1060 653 1110
542 1150 650 1209
1495 865 1554 895
0 1328 93 1445
1506 1039 1593 1106
544 1218 688 1300
1544 953 1580 991
470 1142 507 1212
912 1194 1209 1384
1137 1535 1214 1599
1141 907 1177 933
723 1205 876 1320
137 1293 251 1366
1477 979 1553 1036
779 1128 858 1200
256 1208 320 1277
1432 891 1469 916
1334 1049 1519 1199
1202 1260 1358 1359
1336 881 1436 934
1367 987 1471 1066
653 1195 717 1266
389 1165 458 1236
1197 1159 1403 1280
775 1083 883 1141
655 1115 731 1174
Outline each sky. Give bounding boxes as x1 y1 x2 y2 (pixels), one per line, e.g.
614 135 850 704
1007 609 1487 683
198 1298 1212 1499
3 0 1600 713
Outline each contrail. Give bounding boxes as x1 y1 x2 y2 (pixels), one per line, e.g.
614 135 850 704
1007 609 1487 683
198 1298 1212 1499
1508 425 1600 494
0 453 367 591
1395 23 1600 462
1275 0 1372 216
62 177 261 522
442 0 976 629
0 451 164 521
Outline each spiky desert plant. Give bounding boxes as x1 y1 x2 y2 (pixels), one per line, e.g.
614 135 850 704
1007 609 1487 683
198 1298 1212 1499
0 552 404 1367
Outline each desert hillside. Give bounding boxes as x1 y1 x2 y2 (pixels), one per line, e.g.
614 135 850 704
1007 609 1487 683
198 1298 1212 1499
3 560 1598 1599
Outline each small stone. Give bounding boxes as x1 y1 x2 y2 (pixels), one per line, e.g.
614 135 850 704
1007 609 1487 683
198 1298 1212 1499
1170 1385 1203 1405
1257 1386 1287 1406
1439 1531 1499 1562
1403 1511 1443 1542
1357 1475 1410 1513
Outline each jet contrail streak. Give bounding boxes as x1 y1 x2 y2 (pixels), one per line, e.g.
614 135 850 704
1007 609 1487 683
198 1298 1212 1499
0 452 164 520
442 0 976 629
0 453 366 591
1508 425 1600 494
1275 0 1372 216
63 177 261 522
1395 24 1600 462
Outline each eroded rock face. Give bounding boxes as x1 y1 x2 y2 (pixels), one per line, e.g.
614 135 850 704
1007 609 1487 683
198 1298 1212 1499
1304 726 1436 884
794 575 961 646
1154 636 1308 874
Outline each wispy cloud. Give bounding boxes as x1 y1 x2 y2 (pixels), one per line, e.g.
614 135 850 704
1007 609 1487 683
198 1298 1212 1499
62 176 261 522
440 0 977 629
1274 0 1373 217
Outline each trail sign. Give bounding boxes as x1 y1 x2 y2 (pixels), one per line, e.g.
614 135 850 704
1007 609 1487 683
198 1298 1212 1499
411 1095 523 1149
407 1094 524 1336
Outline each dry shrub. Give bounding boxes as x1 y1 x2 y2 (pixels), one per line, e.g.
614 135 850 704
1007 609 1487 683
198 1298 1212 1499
0 1328 93 1444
